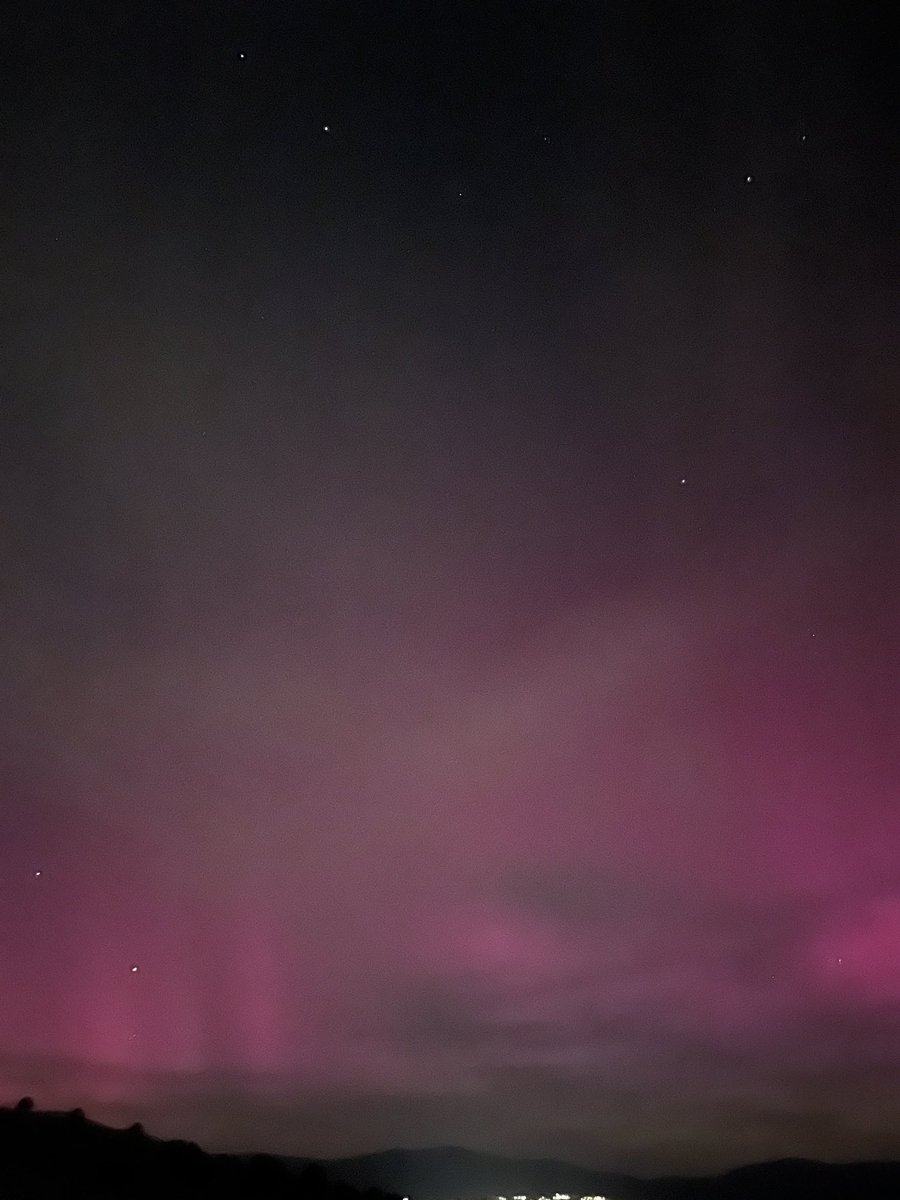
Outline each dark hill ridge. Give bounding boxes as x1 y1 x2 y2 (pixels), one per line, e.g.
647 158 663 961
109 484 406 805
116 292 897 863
5 1102 900 1200
310 1144 900 1200
0 1098 400 1200
311 1145 643 1200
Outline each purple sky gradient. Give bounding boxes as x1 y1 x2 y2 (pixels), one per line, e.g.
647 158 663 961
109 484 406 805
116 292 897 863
1 0 897 1176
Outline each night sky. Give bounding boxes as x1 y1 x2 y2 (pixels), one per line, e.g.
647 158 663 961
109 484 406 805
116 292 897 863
1 0 897 1177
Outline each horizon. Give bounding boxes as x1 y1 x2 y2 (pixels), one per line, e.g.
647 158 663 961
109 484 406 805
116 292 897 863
6 1100 900 1183
1 0 896 1179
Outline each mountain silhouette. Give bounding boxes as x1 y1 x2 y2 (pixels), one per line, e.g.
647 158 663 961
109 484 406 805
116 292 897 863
308 1145 644 1200
310 1143 900 1200
0 1099 400 1200
6 1102 900 1199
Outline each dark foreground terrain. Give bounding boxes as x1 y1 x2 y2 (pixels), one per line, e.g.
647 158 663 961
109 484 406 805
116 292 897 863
0 1098 399 1200
314 1144 900 1200
4 1101 900 1200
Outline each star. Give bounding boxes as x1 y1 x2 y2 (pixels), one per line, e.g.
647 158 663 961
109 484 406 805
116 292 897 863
322 124 330 133
238 52 245 59
745 174 753 183
680 478 686 485
33 870 42 878
129 964 140 975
